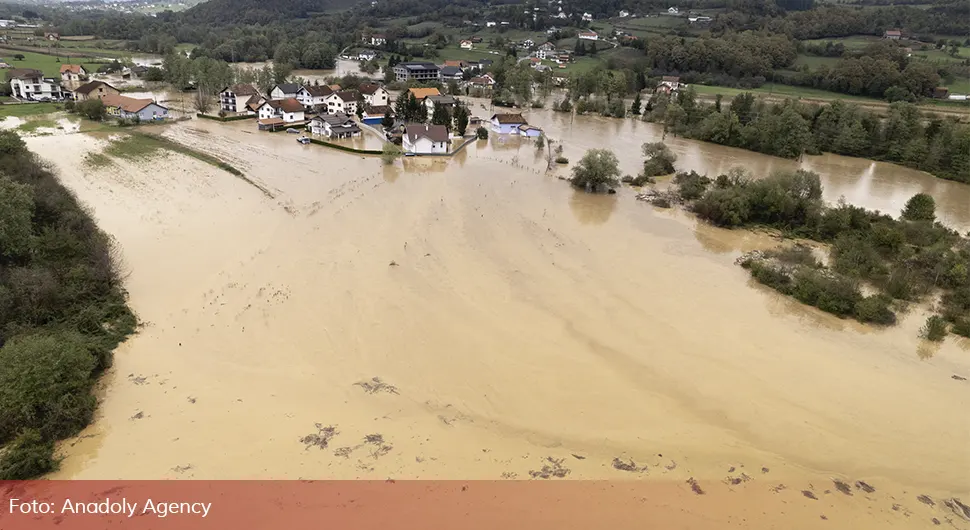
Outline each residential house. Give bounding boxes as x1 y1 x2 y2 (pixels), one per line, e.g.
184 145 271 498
361 105 394 125
296 84 334 108
368 34 387 46
486 21 497 27
220 83 261 114
491 113 527 134
257 98 306 123
443 60 470 70
8 68 67 100
403 124 450 154
536 42 557 60
439 65 464 82
408 87 441 101
522 39 535 48
667 7 679 14
358 50 379 61
101 94 168 121
688 15 712 23
518 124 543 137
73 80 119 101
308 113 361 138
470 36 483 43
656 75 682 94
129 65 150 78
325 90 362 115
45 32 59 41
884 29 902 40
932 87 950 99
579 31 598 41
582 12 593 21
619 10 630 17
546 26 559 34
425 94 456 114
460 40 474 50
359 83 390 107
269 83 301 100
467 75 496 89
393 61 440 83
59 64 86 83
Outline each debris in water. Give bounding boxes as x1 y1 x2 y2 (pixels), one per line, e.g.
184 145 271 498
953 375 967 381
571 454 586 460
388 261 398 267
664 460 677 471
300 424 338 449
686 477 705 495
918 495 935 507
820 515 828 521
171 464 193 473
130 411 144 420
770 484 787 493
943 498 970 521
761 467 770 474
612 457 646 473
855 481 876 493
128 374 148 385
802 490 818 500
833 480 853 496
187 396 197 404
501 471 517 479
932 518 941 525
528 457 571 479
728 466 736 473
334 447 353 458
354 377 399 395
725 473 752 486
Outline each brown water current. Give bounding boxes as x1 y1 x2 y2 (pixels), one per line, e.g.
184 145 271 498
24 109 970 529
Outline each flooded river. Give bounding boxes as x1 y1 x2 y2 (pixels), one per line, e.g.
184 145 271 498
24 109 970 529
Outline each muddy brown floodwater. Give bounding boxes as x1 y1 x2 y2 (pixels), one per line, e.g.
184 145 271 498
25 107 970 529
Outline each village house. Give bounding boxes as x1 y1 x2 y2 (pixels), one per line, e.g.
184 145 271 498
619 10 630 17
367 34 387 46
884 29 902 40
220 83 261 114
393 61 440 83
308 113 361 138
425 94 457 114
668 7 680 14
582 12 593 21
358 50 379 61
101 94 168 121
45 32 59 41
522 39 535 48
579 31 599 41
460 40 474 50
536 42 557 60
403 124 450 154
59 64 86 83
257 98 305 124
8 68 67 100
466 74 496 90
486 21 496 27
359 83 390 107
438 65 464 82
491 113 527 134
656 75 682 94
688 15 712 23
269 83 301 100
325 90 362 115
296 84 334 108
73 80 119 102
518 124 543 137
361 105 394 125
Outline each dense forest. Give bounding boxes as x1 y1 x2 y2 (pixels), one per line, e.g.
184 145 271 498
0 131 135 479
643 89 970 183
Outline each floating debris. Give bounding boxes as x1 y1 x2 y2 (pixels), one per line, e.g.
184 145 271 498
528 457 571 479
686 477 705 495
354 377 399 395
300 424 338 449
918 495 936 507
612 457 646 473
833 479 853 496
855 481 876 494
802 490 818 500
943 498 970 521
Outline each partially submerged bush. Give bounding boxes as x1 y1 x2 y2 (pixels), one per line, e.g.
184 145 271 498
0 429 56 480
921 315 948 342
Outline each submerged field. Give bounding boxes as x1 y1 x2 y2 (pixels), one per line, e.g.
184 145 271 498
23 111 970 529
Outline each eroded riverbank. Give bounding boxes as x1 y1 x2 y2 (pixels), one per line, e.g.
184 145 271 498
24 114 970 529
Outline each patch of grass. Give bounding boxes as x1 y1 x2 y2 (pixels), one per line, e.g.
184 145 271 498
17 118 56 133
0 47 103 77
691 83 879 103
102 132 244 176
0 103 60 118
793 54 841 69
83 152 113 168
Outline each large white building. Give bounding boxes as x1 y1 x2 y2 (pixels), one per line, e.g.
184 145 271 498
8 68 67 100
403 124 450 154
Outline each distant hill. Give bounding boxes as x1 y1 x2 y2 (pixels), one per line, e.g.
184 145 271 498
181 0 360 25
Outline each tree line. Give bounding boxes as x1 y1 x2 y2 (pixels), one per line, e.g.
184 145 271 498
644 89 970 183
0 131 135 479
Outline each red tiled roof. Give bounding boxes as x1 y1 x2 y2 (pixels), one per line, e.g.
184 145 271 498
60 64 84 74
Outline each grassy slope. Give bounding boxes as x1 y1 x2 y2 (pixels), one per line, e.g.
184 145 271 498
0 48 103 76
0 103 61 117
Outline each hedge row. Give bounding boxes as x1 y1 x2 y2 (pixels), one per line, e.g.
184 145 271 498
196 113 255 122
308 138 382 155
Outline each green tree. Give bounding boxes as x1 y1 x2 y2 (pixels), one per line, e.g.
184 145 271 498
0 175 33 259
630 92 642 115
381 108 394 129
641 142 677 177
453 104 469 136
571 149 622 192
74 99 106 121
476 126 489 139
431 102 450 131
381 142 402 165
901 193 936 222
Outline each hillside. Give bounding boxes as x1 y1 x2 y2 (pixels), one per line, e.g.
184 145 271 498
181 0 361 25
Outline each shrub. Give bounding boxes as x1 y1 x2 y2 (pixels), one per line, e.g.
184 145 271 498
475 126 488 140
555 156 569 164
920 315 948 341
693 187 750 226
570 149 621 191
673 170 710 200
0 429 56 480
901 193 936 222
769 245 820 268
641 142 677 178
791 269 861 318
381 142 402 165
854 295 897 325
0 332 98 442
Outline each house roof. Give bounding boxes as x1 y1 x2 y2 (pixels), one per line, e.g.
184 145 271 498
519 124 542 132
469 76 494 85
405 124 449 143
303 85 334 97
398 62 439 71
273 83 300 94
491 113 527 125
885 29 902 36
245 94 263 110
74 80 116 95
7 68 44 80
314 112 356 125
358 83 385 95
259 117 285 126
276 98 304 112
365 105 394 116
101 94 164 113
426 95 456 105
224 83 259 96
333 90 361 102
59 64 84 74
580 31 598 36
662 75 681 82
408 87 441 99
439 66 463 77
443 60 467 68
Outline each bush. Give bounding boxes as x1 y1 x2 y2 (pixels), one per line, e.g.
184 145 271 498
555 156 569 164
854 295 896 325
920 315 948 341
74 99 107 121
381 142 402 165
791 269 861 318
673 170 710 200
475 126 488 140
570 149 621 192
0 332 98 442
901 193 936 222
0 429 56 480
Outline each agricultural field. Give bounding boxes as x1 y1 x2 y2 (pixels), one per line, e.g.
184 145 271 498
0 102 61 117
792 54 840 69
691 82 882 103
0 48 104 77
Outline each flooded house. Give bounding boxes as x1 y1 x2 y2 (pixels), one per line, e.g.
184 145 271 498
403 124 450 154
490 113 528 134
308 113 361 138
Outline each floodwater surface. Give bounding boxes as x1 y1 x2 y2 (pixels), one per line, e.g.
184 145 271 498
24 110 970 529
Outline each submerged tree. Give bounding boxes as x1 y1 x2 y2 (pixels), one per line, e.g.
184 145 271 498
453 104 469 136
571 149 621 192
901 192 936 222
381 142 402 165
640 142 677 177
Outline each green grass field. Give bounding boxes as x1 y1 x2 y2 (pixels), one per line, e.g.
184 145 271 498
0 48 103 77
691 83 880 103
0 103 61 117
792 54 841 69
434 46 505 62
945 77 970 94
